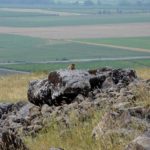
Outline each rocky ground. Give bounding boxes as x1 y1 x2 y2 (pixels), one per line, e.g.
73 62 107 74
0 68 149 150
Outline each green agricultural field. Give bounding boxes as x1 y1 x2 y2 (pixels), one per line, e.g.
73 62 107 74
0 34 149 63
0 10 50 17
0 59 150 72
0 11 150 27
78 37 150 50
48 7 101 14
46 5 150 15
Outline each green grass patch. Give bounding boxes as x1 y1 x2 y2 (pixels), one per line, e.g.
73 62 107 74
0 10 51 17
0 34 149 72
0 34 149 63
0 59 150 72
0 13 150 27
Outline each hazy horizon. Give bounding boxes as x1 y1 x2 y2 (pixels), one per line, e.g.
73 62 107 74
0 0 150 7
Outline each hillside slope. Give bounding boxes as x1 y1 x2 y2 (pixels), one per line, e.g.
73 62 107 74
0 68 150 150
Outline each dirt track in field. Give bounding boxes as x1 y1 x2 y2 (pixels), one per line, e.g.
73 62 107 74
0 23 150 40
69 40 150 53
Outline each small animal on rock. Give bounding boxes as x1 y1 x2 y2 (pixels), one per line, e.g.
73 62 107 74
68 64 76 70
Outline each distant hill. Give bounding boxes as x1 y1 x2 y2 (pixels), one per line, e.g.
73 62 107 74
56 0 150 5
0 0 149 6
0 0 54 5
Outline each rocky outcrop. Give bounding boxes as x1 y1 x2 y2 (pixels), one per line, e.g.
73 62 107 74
28 68 137 106
0 68 149 150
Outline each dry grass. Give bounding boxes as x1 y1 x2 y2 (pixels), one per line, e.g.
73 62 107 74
25 108 130 150
136 68 150 80
135 68 150 106
134 84 150 106
0 73 46 103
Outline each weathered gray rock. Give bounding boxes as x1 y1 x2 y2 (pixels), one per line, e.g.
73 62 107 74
125 131 150 150
0 103 13 118
28 79 52 106
111 69 137 85
28 68 137 106
41 104 53 116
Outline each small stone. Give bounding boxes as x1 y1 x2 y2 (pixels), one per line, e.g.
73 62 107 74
126 94 136 101
42 118 48 125
32 119 43 125
26 125 34 132
113 102 130 110
41 104 52 115
34 125 42 132
68 102 78 109
25 116 31 122
49 148 64 150
102 77 113 89
79 101 92 110
75 94 85 102
29 106 41 119
93 89 100 95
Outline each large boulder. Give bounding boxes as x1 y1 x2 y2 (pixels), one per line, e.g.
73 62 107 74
27 79 52 106
28 68 137 106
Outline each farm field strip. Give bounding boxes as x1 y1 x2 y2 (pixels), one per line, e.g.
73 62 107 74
0 23 150 39
0 56 150 65
78 37 150 50
0 8 82 16
0 34 150 63
0 59 150 73
69 40 150 53
1 33 150 63
0 12 150 27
